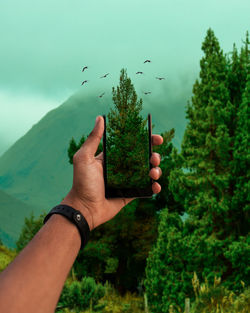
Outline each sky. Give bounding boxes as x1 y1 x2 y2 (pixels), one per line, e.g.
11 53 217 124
0 0 249 156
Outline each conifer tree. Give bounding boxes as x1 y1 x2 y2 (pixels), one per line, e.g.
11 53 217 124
106 68 149 188
16 212 46 252
229 32 250 237
146 29 249 312
145 209 188 313
231 72 250 235
180 28 233 233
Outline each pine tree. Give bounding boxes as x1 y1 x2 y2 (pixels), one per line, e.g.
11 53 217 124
227 72 250 264
229 32 250 237
180 28 233 233
145 209 188 313
68 138 78 164
106 68 149 188
16 212 46 252
146 29 250 311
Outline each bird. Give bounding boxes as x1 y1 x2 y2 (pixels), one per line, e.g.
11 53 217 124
81 80 88 85
144 59 151 63
100 73 109 78
136 71 143 74
144 91 151 95
156 77 165 80
98 92 105 98
82 66 88 72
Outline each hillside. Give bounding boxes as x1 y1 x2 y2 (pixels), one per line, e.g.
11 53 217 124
0 92 110 209
0 89 187 246
0 190 38 247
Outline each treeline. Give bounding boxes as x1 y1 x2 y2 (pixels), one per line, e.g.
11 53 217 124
3 28 249 312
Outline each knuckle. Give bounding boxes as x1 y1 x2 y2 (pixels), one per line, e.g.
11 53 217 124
88 130 95 138
88 130 102 142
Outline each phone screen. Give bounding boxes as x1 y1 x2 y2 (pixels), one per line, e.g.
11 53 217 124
103 113 153 198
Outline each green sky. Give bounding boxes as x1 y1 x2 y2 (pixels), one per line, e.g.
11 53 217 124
0 0 249 155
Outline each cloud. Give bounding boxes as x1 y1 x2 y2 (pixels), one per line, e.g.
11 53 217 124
0 89 60 156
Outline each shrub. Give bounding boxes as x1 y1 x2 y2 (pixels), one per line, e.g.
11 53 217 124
57 276 105 312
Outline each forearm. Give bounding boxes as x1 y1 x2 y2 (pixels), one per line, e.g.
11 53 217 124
0 214 81 313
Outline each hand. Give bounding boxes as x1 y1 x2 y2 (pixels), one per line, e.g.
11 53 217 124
61 116 163 231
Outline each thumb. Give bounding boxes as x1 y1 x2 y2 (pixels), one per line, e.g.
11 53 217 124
82 116 104 157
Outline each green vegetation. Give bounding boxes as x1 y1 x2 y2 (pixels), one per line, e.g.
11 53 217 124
57 276 106 312
16 211 47 252
106 68 149 189
145 28 249 312
56 279 145 313
0 28 248 312
0 244 16 272
0 94 111 214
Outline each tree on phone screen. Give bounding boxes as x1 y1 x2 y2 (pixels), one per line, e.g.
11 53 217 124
106 68 149 189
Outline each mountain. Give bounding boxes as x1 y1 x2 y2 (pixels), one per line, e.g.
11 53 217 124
0 91 110 209
0 189 38 247
0 89 187 247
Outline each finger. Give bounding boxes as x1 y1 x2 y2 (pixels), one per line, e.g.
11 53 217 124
149 167 162 180
82 116 104 158
150 152 161 167
152 135 163 146
152 181 161 194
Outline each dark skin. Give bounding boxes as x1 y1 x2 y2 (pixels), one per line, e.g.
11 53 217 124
0 116 163 313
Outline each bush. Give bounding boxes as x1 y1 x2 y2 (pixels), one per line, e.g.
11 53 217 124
57 276 105 312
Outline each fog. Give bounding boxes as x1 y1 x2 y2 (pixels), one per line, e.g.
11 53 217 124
0 0 249 155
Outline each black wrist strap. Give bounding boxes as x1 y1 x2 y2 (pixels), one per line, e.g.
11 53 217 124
43 204 90 249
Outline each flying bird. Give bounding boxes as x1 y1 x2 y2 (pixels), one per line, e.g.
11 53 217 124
100 73 109 78
136 71 143 74
81 80 88 85
82 66 88 72
144 59 151 63
144 91 151 95
156 77 165 80
98 92 105 98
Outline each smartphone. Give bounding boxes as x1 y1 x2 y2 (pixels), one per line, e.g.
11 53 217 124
103 113 153 198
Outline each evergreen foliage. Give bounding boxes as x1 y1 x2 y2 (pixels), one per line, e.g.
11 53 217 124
106 68 149 188
58 276 105 312
145 28 250 312
16 212 46 252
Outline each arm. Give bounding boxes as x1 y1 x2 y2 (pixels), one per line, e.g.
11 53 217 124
0 115 163 313
0 214 81 313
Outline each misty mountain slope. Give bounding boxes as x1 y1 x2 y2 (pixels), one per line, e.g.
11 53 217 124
0 87 188 245
0 91 111 211
0 189 38 247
